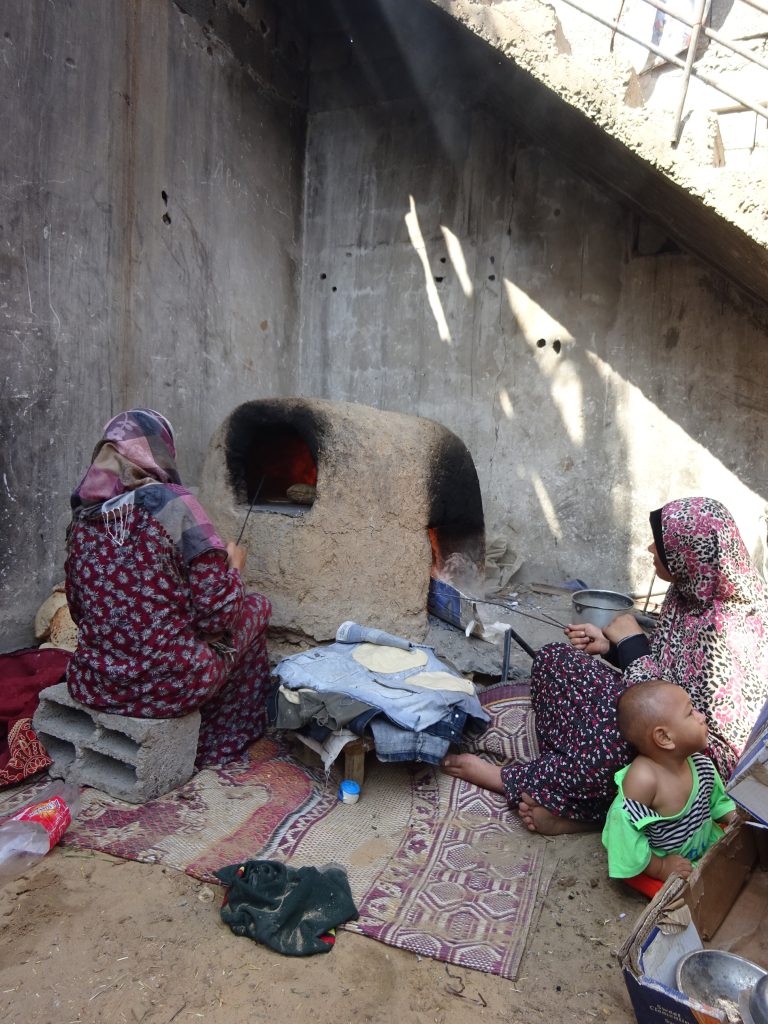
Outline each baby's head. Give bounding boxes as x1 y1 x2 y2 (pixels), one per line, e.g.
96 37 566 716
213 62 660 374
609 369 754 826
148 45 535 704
617 680 708 758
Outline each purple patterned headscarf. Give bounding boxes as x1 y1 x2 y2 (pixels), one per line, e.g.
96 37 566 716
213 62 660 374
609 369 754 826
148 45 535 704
626 496 768 778
70 409 226 564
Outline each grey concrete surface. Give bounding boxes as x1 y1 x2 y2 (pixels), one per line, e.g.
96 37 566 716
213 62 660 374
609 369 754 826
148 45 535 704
4 0 768 652
32 683 200 802
298 0 768 599
1 0 307 647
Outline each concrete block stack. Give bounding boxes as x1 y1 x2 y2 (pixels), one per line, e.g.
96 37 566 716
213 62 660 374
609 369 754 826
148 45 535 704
33 683 200 803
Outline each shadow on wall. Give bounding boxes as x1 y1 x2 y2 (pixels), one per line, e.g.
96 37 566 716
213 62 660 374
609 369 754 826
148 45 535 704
403 191 636 586
306 0 768 589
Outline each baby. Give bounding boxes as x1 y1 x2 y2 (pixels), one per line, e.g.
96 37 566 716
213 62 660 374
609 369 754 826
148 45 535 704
602 679 737 883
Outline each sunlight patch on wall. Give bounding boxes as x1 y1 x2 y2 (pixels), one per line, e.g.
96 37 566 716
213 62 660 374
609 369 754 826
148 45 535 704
584 348 766 576
504 279 573 347
531 471 563 542
499 387 514 419
504 277 582 443
405 196 451 344
441 226 473 297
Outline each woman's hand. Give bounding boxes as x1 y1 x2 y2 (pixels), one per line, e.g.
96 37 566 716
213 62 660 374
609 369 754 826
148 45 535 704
226 542 247 572
564 623 609 656
603 612 642 645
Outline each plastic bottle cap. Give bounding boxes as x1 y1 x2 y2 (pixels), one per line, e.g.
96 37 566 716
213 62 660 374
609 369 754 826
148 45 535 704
338 779 361 803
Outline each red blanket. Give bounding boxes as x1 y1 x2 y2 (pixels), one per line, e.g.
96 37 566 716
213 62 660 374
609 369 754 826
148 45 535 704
0 647 71 787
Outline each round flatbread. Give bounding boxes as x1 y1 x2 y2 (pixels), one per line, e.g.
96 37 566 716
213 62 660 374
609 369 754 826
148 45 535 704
352 642 428 673
405 670 474 694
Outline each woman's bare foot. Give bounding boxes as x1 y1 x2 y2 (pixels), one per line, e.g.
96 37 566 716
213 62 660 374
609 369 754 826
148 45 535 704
517 793 598 835
439 753 505 794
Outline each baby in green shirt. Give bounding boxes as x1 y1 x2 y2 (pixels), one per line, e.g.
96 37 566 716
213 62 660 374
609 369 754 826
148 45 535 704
602 680 737 883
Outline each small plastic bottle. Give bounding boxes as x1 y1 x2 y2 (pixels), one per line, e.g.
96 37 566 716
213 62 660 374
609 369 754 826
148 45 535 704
0 782 80 884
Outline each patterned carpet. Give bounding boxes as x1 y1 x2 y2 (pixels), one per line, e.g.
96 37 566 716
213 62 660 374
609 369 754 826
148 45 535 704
0 682 554 979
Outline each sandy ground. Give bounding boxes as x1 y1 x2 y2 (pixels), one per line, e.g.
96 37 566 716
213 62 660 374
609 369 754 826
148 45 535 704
0 830 643 1024
0 588 647 1023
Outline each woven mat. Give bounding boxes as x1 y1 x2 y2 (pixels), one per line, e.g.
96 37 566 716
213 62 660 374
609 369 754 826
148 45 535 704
0 682 553 979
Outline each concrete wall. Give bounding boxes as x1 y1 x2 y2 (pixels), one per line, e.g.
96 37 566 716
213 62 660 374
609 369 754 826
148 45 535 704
0 0 307 648
298 0 768 596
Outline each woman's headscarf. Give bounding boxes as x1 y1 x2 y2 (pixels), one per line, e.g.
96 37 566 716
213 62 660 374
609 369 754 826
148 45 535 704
627 496 768 778
70 409 226 564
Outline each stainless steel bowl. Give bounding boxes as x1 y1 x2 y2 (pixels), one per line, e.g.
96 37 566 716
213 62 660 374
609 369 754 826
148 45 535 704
750 974 768 1024
676 949 767 1015
571 589 635 629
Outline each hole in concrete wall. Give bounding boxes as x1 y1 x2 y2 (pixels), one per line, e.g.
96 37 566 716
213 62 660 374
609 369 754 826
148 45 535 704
488 274 495 281
440 257 446 263
162 212 172 225
161 191 168 204
536 338 546 348
434 276 444 283
320 272 326 279
35 703 96 742
552 339 562 354
65 57 76 68
331 285 337 292
37 732 77 770
489 255 495 264
79 749 138 787
96 728 141 764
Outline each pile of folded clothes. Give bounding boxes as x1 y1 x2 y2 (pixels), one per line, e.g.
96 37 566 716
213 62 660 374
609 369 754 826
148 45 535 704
269 621 488 766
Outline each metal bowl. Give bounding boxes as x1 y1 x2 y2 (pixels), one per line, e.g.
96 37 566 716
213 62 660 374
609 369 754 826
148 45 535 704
750 974 768 1024
676 949 767 1015
571 589 635 629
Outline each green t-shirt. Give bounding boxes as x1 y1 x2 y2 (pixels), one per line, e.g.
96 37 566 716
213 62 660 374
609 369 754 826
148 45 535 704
601 752 735 879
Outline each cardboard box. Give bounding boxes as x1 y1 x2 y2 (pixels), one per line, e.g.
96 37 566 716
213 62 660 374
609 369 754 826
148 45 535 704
618 703 768 1024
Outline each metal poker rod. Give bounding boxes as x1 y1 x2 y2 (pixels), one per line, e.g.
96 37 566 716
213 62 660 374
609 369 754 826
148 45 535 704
477 597 568 631
235 475 265 546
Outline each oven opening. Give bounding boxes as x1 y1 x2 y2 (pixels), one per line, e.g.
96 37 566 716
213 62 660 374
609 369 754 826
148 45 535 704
226 405 322 516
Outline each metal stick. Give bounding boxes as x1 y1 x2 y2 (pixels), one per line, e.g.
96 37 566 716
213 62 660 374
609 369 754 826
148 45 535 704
235 475 265 546
505 625 537 660
643 571 657 613
501 628 512 681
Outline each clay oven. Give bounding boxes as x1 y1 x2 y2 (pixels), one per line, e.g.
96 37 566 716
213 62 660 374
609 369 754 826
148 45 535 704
200 398 485 642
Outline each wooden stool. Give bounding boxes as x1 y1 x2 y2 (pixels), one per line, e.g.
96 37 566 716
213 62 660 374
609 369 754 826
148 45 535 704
289 732 375 788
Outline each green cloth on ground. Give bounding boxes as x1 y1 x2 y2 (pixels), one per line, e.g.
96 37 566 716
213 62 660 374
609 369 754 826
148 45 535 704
214 859 359 956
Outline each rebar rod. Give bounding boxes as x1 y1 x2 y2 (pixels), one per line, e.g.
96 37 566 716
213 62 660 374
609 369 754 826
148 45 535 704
704 25 768 76
672 0 707 144
738 0 768 18
555 0 768 122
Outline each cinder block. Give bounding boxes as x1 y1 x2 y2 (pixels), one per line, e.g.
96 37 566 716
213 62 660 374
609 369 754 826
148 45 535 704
33 683 201 803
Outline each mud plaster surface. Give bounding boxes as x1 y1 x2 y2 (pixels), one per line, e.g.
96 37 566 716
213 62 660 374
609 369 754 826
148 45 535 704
201 399 481 644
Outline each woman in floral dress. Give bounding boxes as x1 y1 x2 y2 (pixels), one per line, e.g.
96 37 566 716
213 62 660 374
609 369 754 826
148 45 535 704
442 497 768 834
65 409 271 767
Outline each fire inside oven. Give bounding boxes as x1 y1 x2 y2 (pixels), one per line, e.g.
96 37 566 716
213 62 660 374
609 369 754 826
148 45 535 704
226 405 321 515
